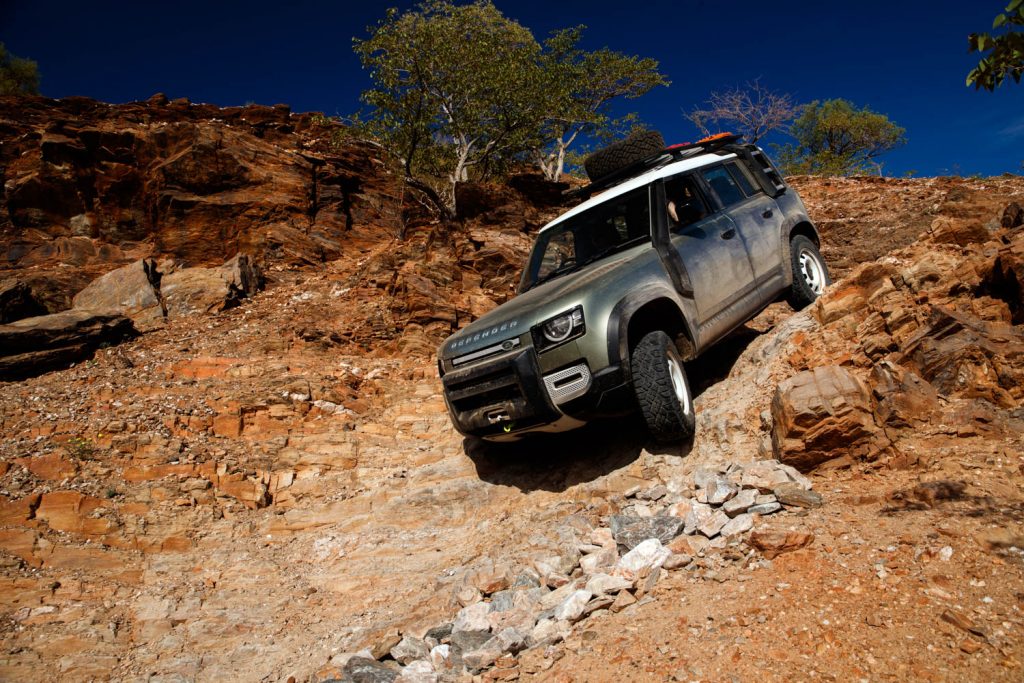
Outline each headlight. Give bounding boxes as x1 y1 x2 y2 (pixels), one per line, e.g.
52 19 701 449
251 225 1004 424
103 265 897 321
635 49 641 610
534 306 585 351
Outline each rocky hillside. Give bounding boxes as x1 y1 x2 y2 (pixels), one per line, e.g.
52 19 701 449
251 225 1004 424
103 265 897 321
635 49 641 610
1 96 1024 682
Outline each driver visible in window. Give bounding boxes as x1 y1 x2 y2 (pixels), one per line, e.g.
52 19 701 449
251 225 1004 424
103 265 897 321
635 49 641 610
666 177 706 227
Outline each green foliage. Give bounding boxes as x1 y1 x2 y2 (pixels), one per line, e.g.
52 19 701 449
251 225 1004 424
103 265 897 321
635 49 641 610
353 1 666 211
774 99 906 176
534 27 667 181
968 0 1024 90
0 43 40 96
354 1 545 213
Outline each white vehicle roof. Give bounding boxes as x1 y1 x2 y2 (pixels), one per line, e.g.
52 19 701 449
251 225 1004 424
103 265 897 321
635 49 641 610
540 151 738 233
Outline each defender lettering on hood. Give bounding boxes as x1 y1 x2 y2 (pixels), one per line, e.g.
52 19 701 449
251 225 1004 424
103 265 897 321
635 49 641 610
446 320 519 354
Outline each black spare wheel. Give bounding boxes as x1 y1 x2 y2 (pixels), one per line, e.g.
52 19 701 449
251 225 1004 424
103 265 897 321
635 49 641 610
584 130 666 181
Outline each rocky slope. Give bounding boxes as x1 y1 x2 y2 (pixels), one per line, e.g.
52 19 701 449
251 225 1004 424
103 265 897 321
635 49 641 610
1 95 1024 682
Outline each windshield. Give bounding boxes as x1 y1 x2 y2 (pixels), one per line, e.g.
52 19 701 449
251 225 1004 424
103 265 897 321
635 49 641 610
520 185 652 292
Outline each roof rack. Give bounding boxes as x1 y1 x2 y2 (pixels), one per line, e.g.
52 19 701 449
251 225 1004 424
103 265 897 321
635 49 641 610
565 133 743 200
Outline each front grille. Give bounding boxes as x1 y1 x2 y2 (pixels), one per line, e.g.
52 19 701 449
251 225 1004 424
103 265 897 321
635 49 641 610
446 364 523 413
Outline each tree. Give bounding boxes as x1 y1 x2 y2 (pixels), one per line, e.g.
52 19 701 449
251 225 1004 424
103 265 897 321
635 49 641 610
0 43 40 96
533 27 667 181
354 0 547 215
968 0 1024 90
686 80 801 143
774 99 906 176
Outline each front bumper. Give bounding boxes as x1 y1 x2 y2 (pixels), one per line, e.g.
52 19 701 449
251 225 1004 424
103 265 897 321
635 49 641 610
442 349 562 439
440 347 633 441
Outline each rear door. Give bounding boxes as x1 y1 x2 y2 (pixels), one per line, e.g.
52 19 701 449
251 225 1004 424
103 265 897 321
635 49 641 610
701 161 784 301
663 172 759 347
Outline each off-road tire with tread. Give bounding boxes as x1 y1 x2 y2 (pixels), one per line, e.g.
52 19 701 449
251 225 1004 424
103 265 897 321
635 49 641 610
631 330 696 442
584 131 666 181
786 234 831 310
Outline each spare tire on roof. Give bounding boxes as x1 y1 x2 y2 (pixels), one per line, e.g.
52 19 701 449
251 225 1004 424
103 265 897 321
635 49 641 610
583 130 666 182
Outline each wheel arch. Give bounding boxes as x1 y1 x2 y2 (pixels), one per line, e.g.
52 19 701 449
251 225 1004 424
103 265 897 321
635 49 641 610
781 219 822 287
608 292 697 384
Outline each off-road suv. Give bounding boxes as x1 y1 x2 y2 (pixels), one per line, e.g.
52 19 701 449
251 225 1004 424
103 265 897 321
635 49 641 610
437 131 830 442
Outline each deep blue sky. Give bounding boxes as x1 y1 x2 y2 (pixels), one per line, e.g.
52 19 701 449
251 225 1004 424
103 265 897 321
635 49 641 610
3 0 1022 176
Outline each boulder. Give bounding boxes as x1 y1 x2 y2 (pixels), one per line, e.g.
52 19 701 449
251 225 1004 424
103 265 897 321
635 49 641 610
0 309 137 381
72 259 164 328
771 366 890 472
161 254 264 316
0 279 47 323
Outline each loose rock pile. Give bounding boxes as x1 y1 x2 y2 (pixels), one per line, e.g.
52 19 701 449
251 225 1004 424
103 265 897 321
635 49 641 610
319 459 818 682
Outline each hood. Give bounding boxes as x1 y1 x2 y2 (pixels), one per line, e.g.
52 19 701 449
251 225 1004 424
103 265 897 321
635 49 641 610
438 243 649 360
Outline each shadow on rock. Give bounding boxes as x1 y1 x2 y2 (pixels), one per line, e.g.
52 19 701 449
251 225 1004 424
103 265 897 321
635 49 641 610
686 323 763 398
465 413 691 493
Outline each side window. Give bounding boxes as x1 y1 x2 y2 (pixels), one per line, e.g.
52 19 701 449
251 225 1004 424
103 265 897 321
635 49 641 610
726 161 758 197
702 165 746 207
664 174 709 228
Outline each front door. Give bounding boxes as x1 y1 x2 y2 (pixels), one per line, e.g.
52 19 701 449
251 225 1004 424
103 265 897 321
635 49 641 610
663 173 759 347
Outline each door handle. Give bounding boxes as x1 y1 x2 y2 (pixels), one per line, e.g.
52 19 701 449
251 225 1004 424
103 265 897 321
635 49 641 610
762 209 773 218
721 228 736 239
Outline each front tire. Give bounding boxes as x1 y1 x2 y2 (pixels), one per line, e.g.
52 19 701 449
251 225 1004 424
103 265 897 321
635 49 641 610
631 331 696 442
786 235 831 310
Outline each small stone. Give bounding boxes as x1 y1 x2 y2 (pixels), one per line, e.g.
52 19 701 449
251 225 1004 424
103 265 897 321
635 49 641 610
456 585 481 607
554 589 593 622
698 510 730 538
394 660 437 683
489 590 515 613
722 489 757 517
693 467 718 490
720 513 754 539
637 485 668 501
512 570 541 589
390 635 430 665
545 572 571 588
960 639 983 654
614 538 670 580
636 565 661 597
748 530 814 559
537 581 581 611
371 630 403 660
865 614 884 628
494 627 528 654
424 623 452 643
773 483 823 508
748 502 783 515
683 501 715 535
342 657 399 683
450 629 491 653
453 602 491 634
666 500 693 518
610 590 637 613
590 528 615 549
530 618 569 646
705 476 738 504
429 644 453 672
461 641 502 671
584 573 633 596
609 515 685 550
739 461 793 492
662 553 692 571
669 534 710 556
755 493 777 505
579 547 617 574
581 595 615 618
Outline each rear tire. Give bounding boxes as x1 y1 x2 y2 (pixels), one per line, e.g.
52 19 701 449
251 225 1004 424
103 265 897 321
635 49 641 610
584 131 666 181
786 235 831 310
631 330 696 442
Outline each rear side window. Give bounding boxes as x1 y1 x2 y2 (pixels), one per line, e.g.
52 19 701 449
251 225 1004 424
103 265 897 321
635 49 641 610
726 161 758 196
701 166 746 207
